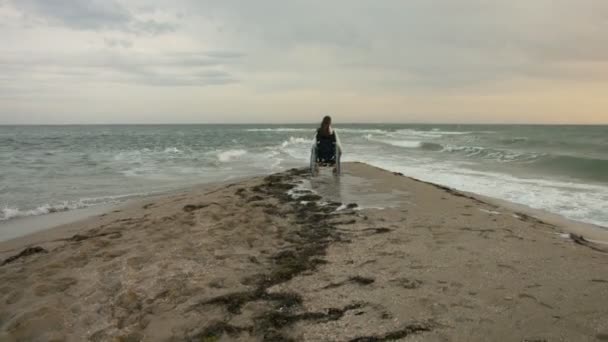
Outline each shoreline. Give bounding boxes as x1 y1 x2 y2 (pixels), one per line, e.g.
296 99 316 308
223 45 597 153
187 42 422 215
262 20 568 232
0 205 118 245
1 162 607 341
407 175 608 245
1 165 607 253
0 175 263 252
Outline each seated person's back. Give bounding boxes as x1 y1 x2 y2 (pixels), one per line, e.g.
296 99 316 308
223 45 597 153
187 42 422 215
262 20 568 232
311 115 342 174
315 127 337 165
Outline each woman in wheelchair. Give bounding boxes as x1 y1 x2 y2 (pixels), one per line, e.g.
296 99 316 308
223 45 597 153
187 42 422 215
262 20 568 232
310 115 343 175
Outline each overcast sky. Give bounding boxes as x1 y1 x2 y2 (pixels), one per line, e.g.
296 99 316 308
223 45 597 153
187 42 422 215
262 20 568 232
1 0 607 124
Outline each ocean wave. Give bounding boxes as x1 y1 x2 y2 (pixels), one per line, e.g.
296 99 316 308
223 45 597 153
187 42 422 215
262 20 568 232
339 128 389 134
365 135 442 150
281 137 310 148
440 144 543 161
532 155 608 182
365 136 607 181
247 127 479 137
275 137 311 161
120 166 161 178
114 150 143 161
247 127 391 135
364 134 542 162
246 128 310 132
440 145 608 181
217 149 248 162
419 142 444 151
163 147 183 154
379 139 423 148
113 147 186 161
0 193 150 222
395 129 473 138
499 137 530 145
364 159 608 227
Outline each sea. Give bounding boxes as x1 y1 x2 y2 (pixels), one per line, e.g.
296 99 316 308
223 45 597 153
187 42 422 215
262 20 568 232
1 124 607 229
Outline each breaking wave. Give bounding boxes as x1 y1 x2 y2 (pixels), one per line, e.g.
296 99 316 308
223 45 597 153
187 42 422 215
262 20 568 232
245 128 310 132
217 149 248 162
365 136 608 182
281 137 310 148
0 193 151 222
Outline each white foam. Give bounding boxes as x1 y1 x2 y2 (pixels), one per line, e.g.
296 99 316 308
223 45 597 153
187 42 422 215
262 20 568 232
380 139 422 149
281 137 310 148
163 147 182 154
395 129 472 138
120 165 161 178
1 204 77 221
388 140 423 148
441 145 542 162
442 145 484 155
1 207 23 221
0 192 151 222
350 156 608 228
339 128 389 134
265 150 284 171
365 135 422 149
114 150 143 162
434 131 474 135
275 137 311 161
217 149 247 162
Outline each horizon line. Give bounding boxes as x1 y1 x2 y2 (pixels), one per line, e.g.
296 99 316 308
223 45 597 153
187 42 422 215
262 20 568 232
0 122 607 126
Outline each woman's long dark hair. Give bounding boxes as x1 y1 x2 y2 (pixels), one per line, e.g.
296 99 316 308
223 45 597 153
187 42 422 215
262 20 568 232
319 115 332 136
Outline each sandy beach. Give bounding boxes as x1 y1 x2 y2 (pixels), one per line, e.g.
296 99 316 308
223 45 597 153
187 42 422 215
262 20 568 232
1 162 607 341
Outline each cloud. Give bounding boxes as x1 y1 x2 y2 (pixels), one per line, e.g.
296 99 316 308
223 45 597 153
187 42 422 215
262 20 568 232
8 0 608 88
132 19 175 35
204 51 246 59
0 49 243 87
104 37 133 48
1 0 608 123
187 0 608 88
15 0 131 30
10 0 176 34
